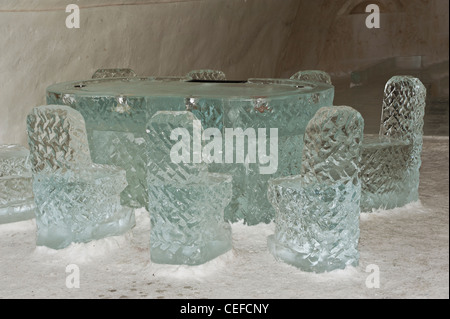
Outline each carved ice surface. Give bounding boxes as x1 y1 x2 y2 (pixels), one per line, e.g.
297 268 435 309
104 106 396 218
361 76 426 211
27 105 92 172
268 106 364 272
32 164 134 249
0 145 31 177
92 68 137 79
290 70 332 85
27 105 135 249
146 111 232 265
0 145 35 224
187 69 227 81
361 135 412 210
91 130 148 208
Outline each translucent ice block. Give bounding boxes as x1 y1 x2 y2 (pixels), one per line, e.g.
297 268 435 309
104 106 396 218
187 69 226 81
268 178 361 272
0 145 35 224
360 76 426 212
146 111 232 265
27 105 135 249
290 70 332 85
91 130 148 208
267 106 364 272
361 135 412 211
0 144 31 177
27 105 92 172
148 173 233 265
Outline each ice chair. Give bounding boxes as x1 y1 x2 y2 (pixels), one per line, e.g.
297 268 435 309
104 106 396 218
267 106 364 272
92 68 137 79
186 69 227 81
146 111 232 265
290 70 332 85
26 105 135 249
360 76 426 212
0 145 35 224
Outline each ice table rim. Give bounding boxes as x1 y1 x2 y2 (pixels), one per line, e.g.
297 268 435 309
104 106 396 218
46 77 334 101
268 175 358 188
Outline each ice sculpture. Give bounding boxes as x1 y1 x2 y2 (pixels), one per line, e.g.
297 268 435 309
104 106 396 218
290 70 332 85
267 106 364 272
146 111 232 265
361 76 426 211
46 76 335 225
187 69 227 81
0 145 35 224
26 105 135 249
92 68 137 79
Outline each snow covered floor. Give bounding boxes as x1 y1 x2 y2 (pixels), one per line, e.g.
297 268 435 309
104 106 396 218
0 137 448 299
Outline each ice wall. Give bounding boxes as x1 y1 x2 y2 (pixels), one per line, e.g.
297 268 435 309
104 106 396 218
277 0 449 77
0 0 299 146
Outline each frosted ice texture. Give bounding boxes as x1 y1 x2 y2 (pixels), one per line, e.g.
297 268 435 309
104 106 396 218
187 69 227 81
361 76 426 211
0 145 31 177
26 105 135 249
290 70 332 85
0 145 35 223
92 68 137 79
27 105 92 172
267 106 364 272
91 130 148 208
146 111 232 265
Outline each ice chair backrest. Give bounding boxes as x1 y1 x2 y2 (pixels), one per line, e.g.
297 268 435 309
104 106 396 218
290 70 332 85
26 105 92 173
380 76 426 163
92 68 137 79
300 106 364 185
146 111 208 184
187 69 227 81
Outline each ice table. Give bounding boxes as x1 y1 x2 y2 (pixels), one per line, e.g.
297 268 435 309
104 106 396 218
46 77 334 224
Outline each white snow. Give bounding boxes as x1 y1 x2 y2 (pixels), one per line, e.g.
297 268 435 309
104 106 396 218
0 137 448 299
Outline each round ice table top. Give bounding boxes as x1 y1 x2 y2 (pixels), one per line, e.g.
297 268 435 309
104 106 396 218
46 77 334 101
